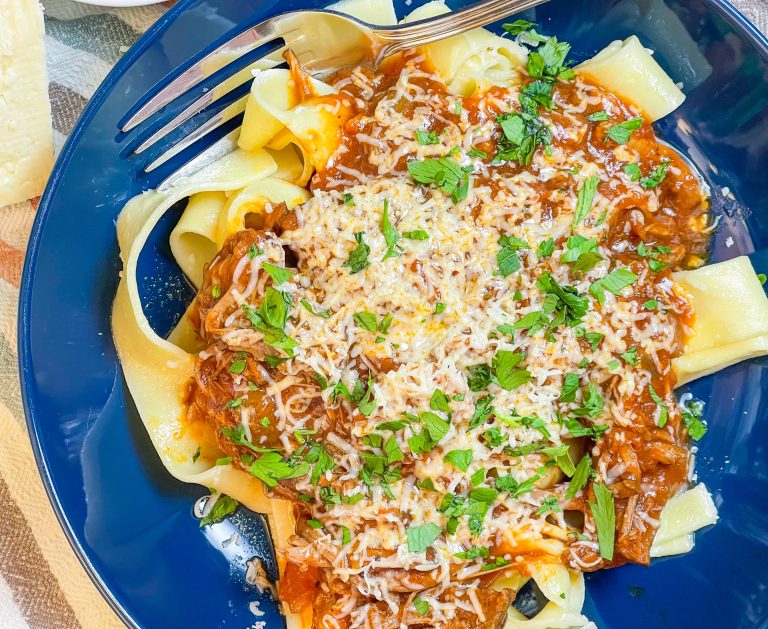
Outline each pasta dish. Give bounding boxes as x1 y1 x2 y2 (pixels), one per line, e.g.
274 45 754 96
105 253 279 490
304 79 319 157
112 1 768 626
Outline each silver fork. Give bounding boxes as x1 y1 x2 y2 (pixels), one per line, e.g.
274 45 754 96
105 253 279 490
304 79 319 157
124 0 548 173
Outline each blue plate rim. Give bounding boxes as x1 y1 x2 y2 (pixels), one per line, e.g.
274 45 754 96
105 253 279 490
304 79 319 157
16 1 768 627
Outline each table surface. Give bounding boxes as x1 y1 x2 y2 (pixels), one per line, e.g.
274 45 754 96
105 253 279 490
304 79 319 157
0 0 765 627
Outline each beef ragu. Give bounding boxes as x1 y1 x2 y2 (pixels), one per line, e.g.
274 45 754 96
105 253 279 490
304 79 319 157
183 40 711 628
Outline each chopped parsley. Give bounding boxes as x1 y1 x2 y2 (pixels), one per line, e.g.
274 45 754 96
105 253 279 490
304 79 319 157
211 285 221 298
343 232 370 274
381 199 402 260
535 496 561 515
640 160 670 189
247 244 263 259
497 234 530 276
501 19 536 35
643 299 659 310
433 301 446 314
406 522 441 553
467 146 488 159
587 110 611 122
561 235 602 273
495 473 540 498
589 482 616 560
200 495 238 527
681 398 707 440
416 129 440 145
242 287 298 356
301 299 330 318
605 117 643 144
262 262 293 286
192 447 201 463
537 237 555 258
589 268 638 305
443 449 473 472
623 162 642 181
566 454 593 499
408 412 450 454
228 358 247 374
537 272 589 328
559 372 580 402
573 177 600 228
469 395 495 429
413 597 430 616
572 382 605 418
353 311 377 332
407 157 471 203
648 384 668 427
621 346 639 365
342 192 355 206
403 229 429 240
526 36 574 81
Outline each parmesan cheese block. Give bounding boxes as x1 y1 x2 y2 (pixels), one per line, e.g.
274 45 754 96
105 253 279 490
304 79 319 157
0 0 53 207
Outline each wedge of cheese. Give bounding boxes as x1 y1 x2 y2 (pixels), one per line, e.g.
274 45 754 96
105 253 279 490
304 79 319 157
0 0 54 207
673 256 768 386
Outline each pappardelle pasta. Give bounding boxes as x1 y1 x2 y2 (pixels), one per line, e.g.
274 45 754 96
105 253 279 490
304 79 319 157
112 1 767 627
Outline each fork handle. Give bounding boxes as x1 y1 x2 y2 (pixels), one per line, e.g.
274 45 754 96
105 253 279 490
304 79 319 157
371 0 549 59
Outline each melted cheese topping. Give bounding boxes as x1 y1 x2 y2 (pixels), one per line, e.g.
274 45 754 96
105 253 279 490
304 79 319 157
201 53 708 626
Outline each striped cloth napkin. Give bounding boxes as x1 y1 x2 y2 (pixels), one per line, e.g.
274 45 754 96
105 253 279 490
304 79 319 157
0 0 765 627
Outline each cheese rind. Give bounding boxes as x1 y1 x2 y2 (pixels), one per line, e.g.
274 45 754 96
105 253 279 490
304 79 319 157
0 0 54 207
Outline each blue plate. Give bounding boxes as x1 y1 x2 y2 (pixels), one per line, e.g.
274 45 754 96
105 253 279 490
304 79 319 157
19 0 768 627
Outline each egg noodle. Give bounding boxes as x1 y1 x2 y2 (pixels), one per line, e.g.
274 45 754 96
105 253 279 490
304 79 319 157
112 1 768 627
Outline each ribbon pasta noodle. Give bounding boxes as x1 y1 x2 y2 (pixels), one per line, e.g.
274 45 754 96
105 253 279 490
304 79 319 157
113 2 767 627
575 35 685 121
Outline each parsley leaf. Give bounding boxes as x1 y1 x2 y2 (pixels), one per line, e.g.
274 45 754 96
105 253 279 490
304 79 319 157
497 234 530 277
416 129 440 145
590 268 638 305
559 372 580 402
444 449 473 472
682 398 707 440
403 229 429 240
343 232 370 274
200 495 238 527
566 454 593 499
343 192 355 206
572 382 605 418
469 395 495 429
262 262 293 286
353 311 378 333
643 299 658 310
493 350 531 390
406 523 441 553
648 384 668 427
573 177 599 228
413 597 430 616
537 272 589 327
605 117 643 144
527 36 573 81
561 235 602 273
535 496 561 515
381 199 402 260
502 18 536 35
537 237 555 258
623 162 642 181
587 110 610 122
640 160 670 189
621 346 639 366
301 299 330 318
407 157 471 203
589 482 616 560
